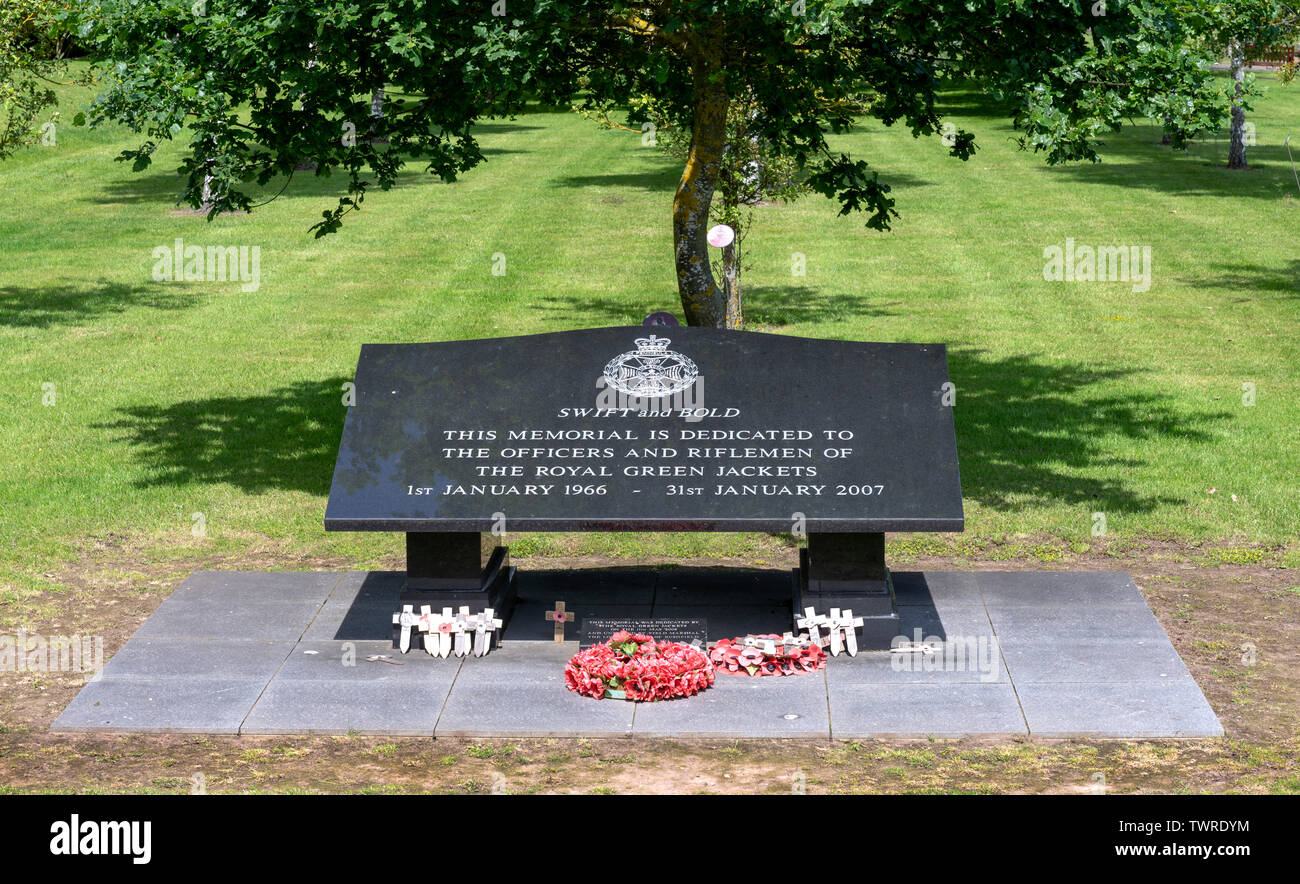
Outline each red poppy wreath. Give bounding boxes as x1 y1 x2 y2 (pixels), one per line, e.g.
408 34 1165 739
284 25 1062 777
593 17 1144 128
710 635 827 676
565 631 715 701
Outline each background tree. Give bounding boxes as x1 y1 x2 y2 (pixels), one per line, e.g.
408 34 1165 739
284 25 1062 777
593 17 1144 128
78 0 1251 326
702 91 811 328
1 0 80 159
582 86 811 326
1222 2 1298 169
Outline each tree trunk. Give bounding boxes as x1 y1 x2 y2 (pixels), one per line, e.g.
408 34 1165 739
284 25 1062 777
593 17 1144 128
674 66 729 327
721 240 741 327
368 86 389 144
200 173 215 211
1228 38 1248 170
199 133 217 212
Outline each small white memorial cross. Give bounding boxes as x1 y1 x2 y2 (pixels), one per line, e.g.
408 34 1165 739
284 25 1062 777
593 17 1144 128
452 606 474 657
832 608 865 657
778 632 810 655
414 604 435 654
796 607 828 647
472 608 503 657
451 606 474 658
429 607 457 658
392 604 419 654
826 608 845 656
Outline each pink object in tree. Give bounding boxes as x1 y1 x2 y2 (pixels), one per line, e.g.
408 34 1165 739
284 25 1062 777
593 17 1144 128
707 224 734 248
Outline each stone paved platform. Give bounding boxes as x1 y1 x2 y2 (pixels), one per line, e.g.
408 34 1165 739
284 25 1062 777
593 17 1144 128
52 569 1224 739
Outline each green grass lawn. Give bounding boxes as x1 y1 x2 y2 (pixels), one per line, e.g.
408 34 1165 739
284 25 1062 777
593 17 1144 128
1 69 1297 598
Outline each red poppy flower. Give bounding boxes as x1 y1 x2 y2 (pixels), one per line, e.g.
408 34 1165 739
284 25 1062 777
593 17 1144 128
711 634 826 677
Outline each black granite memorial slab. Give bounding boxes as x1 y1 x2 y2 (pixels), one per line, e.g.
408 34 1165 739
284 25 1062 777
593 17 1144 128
325 326 964 648
326 327 961 530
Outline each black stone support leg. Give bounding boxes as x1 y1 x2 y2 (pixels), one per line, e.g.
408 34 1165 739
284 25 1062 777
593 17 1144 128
400 532 517 642
796 532 899 649
406 531 492 592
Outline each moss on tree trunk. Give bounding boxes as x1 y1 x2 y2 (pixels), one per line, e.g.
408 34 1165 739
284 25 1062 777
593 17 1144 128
674 55 730 328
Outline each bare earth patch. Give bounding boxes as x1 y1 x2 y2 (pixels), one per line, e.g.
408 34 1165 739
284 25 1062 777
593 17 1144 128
1 541 1297 794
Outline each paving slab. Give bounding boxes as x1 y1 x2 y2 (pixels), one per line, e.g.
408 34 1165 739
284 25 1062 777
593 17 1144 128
632 673 830 738
1017 681 1224 738
1000 638 1190 684
442 640 575 682
302 596 399 642
654 568 793 607
134 598 322 642
975 571 1151 608
241 678 455 736
322 571 403 607
893 570 985 606
827 646 1008 685
52 678 268 734
98 638 293 681
435 682 636 738
893 603 995 644
167 570 344 605
272 640 462 683
515 568 656 606
650 604 798 640
829 683 1028 738
434 643 633 737
985 605 1170 641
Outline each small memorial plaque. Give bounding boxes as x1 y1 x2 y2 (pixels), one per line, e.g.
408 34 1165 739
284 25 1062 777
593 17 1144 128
579 618 709 650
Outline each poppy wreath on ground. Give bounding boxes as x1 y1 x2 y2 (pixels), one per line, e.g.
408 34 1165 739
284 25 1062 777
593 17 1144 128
565 631 715 701
710 635 827 676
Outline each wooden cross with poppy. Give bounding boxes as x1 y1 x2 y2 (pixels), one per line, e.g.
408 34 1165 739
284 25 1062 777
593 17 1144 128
427 607 457 658
546 601 575 642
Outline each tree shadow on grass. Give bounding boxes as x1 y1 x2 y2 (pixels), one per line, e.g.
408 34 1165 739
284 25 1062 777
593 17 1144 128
97 377 351 494
553 168 683 191
1038 131 1300 200
934 88 1020 121
85 170 185 206
861 171 936 189
1187 260 1300 297
88 162 445 208
529 286 899 326
950 348 1230 515
532 292 677 325
0 280 200 329
742 286 899 326
556 166 936 193
469 121 545 134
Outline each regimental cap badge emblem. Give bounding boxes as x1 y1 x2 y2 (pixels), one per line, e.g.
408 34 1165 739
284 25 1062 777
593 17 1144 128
603 334 699 397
